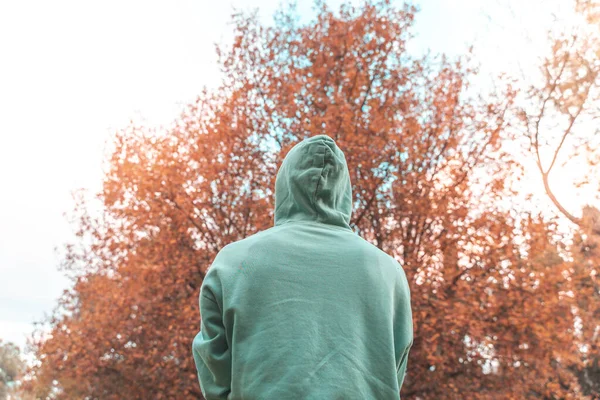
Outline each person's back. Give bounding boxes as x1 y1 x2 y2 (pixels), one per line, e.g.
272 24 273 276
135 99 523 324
192 134 413 400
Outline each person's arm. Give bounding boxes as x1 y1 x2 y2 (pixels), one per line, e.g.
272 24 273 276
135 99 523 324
192 267 232 399
393 261 414 392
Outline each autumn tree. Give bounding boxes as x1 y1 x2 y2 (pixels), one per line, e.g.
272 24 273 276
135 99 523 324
517 0 600 396
25 0 592 399
519 0 599 225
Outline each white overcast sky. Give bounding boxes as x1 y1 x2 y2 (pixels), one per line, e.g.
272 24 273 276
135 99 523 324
0 0 592 352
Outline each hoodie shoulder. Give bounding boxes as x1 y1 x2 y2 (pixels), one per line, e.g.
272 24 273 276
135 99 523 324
352 235 401 267
201 228 276 302
211 227 276 269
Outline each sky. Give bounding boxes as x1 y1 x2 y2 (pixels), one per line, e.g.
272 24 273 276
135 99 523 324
0 0 594 352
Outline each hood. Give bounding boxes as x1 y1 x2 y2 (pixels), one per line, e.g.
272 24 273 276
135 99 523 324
274 134 353 231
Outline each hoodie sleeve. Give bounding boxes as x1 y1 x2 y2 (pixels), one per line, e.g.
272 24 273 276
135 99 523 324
192 266 232 400
393 260 414 392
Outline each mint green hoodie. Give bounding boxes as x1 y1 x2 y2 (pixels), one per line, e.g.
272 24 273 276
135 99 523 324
192 134 413 399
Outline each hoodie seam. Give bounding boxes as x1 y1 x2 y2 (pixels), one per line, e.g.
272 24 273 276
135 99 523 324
276 220 353 232
312 144 330 219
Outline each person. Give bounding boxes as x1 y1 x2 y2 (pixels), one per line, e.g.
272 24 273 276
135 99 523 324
191 134 413 399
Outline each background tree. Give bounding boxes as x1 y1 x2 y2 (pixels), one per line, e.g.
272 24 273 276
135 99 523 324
520 0 599 228
0 340 25 400
24 0 594 399
517 0 600 396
